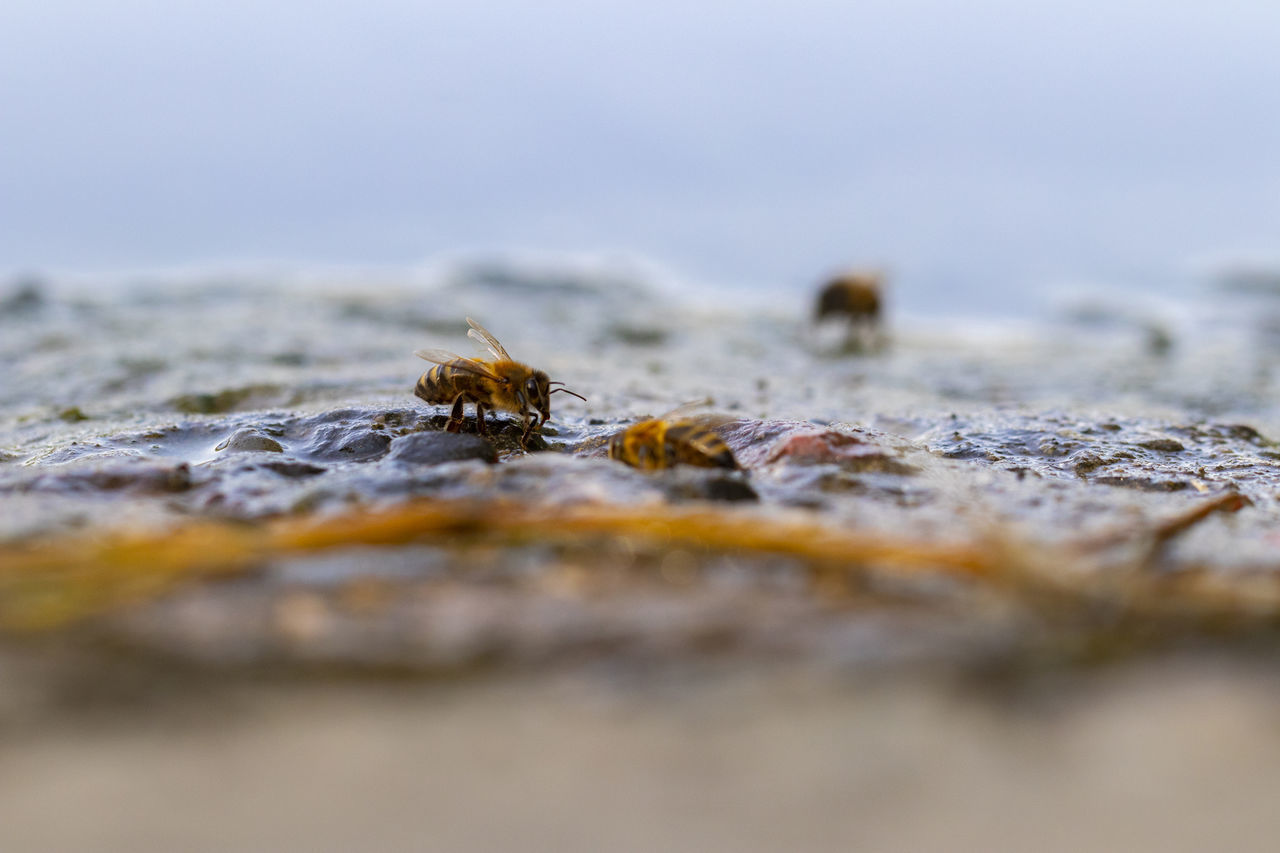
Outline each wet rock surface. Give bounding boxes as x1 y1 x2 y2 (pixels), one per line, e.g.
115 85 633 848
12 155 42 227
4 271 1280 677
920 413 1280 502
10 269 1280 852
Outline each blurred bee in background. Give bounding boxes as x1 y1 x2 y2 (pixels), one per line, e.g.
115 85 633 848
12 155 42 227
414 317 585 447
608 404 739 471
814 269 886 352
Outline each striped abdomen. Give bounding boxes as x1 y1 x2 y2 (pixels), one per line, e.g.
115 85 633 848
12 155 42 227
665 421 738 469
415 362 484 405
609 419 738 470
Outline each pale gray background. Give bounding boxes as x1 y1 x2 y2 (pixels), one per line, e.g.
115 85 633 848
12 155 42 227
2 0 1277 313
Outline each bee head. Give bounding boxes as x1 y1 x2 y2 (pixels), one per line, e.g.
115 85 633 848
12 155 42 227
508 367 585 428
516 370 551 425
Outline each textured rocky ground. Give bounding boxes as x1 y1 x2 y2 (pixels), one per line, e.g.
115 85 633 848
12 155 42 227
4 264 1280 850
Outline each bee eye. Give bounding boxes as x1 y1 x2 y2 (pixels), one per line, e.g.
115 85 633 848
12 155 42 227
526 379 539 396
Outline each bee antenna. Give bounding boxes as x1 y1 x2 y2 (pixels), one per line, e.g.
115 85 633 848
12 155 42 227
550 387 587 402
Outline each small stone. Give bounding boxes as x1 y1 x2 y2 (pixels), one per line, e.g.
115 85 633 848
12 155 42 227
662 469 758 503
764 429 916 474
1137 438 1185 453
385 432 497 465
0 277 46 315
258 460 325 478
215 428 284 453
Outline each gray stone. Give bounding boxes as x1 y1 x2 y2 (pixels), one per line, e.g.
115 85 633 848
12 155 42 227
215 428 284 453
385 431 497 465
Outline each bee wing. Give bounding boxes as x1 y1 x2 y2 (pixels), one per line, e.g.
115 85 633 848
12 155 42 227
466 317 512 361
656 398 713 421
413 349 503 381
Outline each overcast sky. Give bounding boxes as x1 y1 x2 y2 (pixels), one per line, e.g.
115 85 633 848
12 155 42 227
2 0 1277 310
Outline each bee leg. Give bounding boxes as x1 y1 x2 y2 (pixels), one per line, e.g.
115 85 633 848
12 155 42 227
475 403 489 436
446 395 465 433
519 414 535 449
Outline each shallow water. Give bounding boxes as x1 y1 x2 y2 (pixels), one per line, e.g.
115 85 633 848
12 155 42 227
4 262 1280 675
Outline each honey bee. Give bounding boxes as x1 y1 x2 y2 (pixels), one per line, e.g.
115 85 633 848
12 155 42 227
414 317 585 447
815 270 886 353
815 270 883 326
608 405 739 471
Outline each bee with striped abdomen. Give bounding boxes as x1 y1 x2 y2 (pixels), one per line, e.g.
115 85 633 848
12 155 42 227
608 405 739 471
414 317 585 447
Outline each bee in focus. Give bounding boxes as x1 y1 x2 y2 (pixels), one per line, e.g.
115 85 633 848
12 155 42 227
414 317 585 447
608 405 739 471
814 269 886 352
